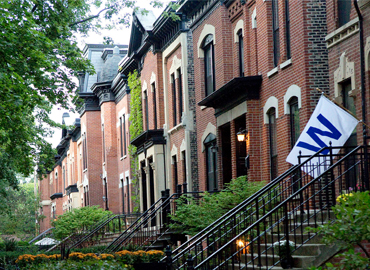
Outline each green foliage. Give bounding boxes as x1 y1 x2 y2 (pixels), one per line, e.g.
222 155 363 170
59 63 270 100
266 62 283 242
0 183 37 237
51 206 111 240
170 176 266 235
128 70 143 212
3 239 17 252
0 0 167 210
308 191 370 269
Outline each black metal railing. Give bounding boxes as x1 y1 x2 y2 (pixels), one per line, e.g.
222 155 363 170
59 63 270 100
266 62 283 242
166 145 369 269
29 227 55 244
65 213 142 255
105 189 212 253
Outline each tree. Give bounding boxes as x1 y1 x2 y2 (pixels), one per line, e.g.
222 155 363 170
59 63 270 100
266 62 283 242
0 0 165 209
0 182 37 238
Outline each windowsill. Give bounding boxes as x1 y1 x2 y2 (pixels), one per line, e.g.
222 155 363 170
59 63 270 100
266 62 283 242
201 105 207 110
120 155 127 161
168 123 183 135
280 59 292 69
83 169 87 173
267 67 278 78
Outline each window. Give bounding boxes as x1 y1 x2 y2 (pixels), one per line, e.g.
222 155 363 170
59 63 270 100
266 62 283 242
126 176 130 214
84 185 89 206
272 0 280 67
177 68 183 124
289 97 300 148
268 108 278 180
63 166 66 192
342 80 357 146
152 83 157 129
238 30 244 77
204 133 217 191
102 124 105 163
121 179 125 213
171 74 177 127
285 0 291 59
172 156 178 192
123 115 127 156
120 117 123 157
144 91 149 130
203 34 215 96
83 133 87 170
338 0 351 27
182 151 186 185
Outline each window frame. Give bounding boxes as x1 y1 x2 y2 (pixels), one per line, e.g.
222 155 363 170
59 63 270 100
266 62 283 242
272 0 280 67
237 30 244 77
268 108 278 180
203 34 216 96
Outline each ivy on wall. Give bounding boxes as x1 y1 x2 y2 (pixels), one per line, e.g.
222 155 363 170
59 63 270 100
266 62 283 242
128 70 143 212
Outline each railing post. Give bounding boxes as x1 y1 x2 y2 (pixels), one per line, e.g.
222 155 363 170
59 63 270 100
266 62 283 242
329 143 336 207
166 245 173 270
177 184 182 198
283 202 293 268
183 183 188 194
187 254 194 270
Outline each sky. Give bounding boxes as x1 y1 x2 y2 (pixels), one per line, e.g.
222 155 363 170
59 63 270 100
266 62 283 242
46 0 170 147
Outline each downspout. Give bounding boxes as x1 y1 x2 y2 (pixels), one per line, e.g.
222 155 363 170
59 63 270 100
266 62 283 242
353 0 369 189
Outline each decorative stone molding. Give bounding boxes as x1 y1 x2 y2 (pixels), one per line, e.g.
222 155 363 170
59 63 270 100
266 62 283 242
150 72 156 85
234 19 244 43
143 166 150 175
365 36 370 72
142 80 147 93
180 139 186 153
201 123 217 152
171 144 178 162
284 85 302 114
169 56 182 78
252 8 257 29
325 18 359 49
333 52 356 101
150 162 155 171
263 96 279 124
197 24 216 58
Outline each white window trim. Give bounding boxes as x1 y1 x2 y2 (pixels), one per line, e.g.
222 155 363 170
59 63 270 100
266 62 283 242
263 96 279 124
284 85 302 114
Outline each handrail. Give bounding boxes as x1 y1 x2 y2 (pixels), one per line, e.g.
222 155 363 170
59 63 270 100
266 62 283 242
194 145 366 269
105 190 212 252
105 195 168 252
66 213 130 254
29 227 55 244
167 147 333 263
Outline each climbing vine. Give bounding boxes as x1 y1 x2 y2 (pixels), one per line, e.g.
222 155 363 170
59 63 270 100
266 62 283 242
128 70 143 212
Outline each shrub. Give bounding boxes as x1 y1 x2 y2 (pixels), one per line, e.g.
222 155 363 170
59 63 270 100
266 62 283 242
3 238 17 251
51 206 112 240
308 191 370 269
170 176 266 235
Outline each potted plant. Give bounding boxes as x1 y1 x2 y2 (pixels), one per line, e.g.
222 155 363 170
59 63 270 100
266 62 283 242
273 240 294 269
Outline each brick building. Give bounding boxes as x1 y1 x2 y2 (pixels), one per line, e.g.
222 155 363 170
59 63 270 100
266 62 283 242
38 0 370 236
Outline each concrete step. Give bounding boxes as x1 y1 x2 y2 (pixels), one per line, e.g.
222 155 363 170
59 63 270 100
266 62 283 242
242 253 316 268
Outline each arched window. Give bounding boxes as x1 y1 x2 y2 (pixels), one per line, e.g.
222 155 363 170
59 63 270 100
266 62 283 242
202 34 215 96
204 133 217 191
237 29 244 77
268 108 278 180
289 97 300 148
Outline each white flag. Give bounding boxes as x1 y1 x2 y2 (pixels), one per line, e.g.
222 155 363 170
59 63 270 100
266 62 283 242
286 95 359 176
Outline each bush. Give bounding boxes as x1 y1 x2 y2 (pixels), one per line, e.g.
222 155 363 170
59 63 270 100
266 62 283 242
170 176 266 235
3 238 17 251
308 191 370 269
0 250 27 268
51 206 112 240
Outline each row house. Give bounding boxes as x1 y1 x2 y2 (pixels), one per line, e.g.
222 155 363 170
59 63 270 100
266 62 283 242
39 0 370 234
119 0 330 205
38 44 129 232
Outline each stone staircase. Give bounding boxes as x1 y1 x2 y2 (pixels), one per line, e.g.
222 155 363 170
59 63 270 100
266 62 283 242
236 210 339 269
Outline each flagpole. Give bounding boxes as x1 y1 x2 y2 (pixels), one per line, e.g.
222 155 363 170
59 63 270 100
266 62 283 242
316 88 370 130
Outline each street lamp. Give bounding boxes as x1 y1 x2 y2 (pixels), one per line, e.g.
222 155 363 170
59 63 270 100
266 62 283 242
236 129 248 142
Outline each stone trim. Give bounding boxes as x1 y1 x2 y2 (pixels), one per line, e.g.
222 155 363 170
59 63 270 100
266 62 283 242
284 85 302 114
365 36 370 72
325 18 359 49
234 19 244 43
263 96 278 124
201 122 216 152
333 52 356 101
197 24 216 58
